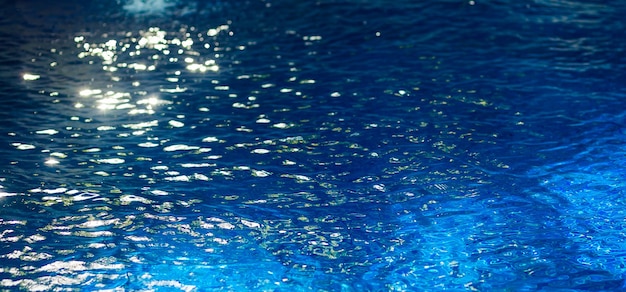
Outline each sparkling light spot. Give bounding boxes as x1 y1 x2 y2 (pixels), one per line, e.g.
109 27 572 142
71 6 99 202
163 144 199 152
12 143 36 150
202 136 219 142
22 73 40 81
35 129 58 135
252 170 272 177
79 89 102 96
94 158 125 164
138 142 159 148
251 149 270 154
168 120 185 128
151 190 168 196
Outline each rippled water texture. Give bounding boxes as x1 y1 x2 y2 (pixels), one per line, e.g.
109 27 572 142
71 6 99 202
1 0 625 290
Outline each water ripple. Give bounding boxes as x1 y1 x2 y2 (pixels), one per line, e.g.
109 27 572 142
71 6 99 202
1 0 625 290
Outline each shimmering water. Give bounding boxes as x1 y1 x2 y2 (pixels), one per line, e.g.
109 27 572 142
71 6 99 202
1 0 625 290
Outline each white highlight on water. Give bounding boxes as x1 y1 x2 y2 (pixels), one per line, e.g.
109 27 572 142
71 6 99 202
121 0 177 15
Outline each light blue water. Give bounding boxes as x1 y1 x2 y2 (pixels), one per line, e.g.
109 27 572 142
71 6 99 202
1 0 625 290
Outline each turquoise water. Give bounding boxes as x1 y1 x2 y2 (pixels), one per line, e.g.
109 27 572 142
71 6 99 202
1 0 625 290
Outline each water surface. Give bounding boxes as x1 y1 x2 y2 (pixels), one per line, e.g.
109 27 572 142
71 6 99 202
1 0 625 290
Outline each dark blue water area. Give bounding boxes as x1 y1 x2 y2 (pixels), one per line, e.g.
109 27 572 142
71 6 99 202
1 0 625 290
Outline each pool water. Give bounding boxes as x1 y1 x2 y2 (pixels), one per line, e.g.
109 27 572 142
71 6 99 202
1 0 625 290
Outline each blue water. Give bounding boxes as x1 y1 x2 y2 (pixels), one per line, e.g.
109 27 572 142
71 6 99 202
1 0 625 290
